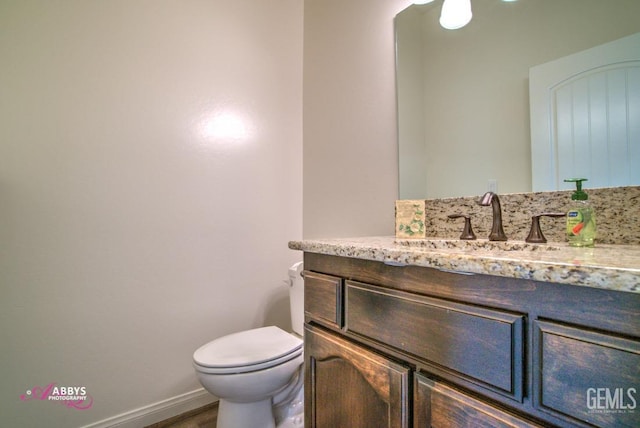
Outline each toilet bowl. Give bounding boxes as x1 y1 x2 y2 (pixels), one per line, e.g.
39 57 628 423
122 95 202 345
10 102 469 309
193 262 305 428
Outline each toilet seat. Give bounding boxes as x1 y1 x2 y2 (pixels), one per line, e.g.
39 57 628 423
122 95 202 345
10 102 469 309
193 326 303 374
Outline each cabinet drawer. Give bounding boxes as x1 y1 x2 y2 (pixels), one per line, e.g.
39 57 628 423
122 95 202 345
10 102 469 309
304 271 343 329
415 374 542 427
346 281 524 400
534 320 640 428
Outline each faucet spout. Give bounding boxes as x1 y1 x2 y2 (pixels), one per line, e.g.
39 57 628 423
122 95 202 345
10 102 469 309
478 192 508 241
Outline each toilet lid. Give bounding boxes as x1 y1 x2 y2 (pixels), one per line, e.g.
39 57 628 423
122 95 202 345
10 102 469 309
193 326 303 370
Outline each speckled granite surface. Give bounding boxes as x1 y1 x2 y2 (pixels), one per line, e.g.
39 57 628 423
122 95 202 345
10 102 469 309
289 236 640 294
423 186 640 245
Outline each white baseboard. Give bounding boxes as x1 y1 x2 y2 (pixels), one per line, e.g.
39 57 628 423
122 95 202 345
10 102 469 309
81 388 217 428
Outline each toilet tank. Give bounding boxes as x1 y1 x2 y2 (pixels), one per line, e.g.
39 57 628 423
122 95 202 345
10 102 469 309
288 262 304 336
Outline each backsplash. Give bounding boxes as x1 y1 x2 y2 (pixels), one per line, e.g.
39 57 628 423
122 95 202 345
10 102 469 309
401 186 640 245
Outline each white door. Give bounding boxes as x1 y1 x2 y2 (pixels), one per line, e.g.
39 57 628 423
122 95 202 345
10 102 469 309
530 32 640 191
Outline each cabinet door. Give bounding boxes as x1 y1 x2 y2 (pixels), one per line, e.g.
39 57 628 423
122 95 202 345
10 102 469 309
415 374 543 428
305 325 410 428
534 320 640 427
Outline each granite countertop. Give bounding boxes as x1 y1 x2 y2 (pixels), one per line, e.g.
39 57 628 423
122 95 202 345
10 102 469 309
289 236 640 294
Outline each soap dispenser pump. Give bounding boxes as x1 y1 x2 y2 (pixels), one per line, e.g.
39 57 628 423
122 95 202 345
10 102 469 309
564 178 596 247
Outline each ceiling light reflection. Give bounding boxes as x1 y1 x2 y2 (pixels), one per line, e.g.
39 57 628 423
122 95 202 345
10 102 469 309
440 0 472 30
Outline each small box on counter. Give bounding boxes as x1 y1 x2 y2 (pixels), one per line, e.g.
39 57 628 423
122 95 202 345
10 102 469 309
395 200 427 239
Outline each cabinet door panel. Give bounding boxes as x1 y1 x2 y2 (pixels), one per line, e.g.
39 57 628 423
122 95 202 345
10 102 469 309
305 325 409 428
415 374 543 428
346 281 524 400
534 320 640 427
304 271 343 329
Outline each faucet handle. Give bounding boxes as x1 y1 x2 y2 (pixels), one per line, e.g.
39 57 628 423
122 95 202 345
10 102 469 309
525 212 566 243
448 214 477 240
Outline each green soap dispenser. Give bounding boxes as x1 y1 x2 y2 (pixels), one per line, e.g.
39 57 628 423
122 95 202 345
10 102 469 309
564 178 596 247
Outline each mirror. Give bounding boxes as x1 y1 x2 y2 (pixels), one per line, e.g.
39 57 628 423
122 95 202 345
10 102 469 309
396 0 640 199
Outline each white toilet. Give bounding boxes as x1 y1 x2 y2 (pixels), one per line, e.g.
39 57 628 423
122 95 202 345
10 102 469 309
193 262 305 428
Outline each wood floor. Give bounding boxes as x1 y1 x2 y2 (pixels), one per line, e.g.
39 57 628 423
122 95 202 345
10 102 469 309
145 402 218 428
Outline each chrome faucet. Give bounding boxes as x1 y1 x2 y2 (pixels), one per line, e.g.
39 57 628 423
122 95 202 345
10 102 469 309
478 192 508 241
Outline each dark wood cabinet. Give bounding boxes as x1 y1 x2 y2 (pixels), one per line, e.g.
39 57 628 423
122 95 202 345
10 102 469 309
345 280 525 401
304 324 410 428
415 375 542 427
303 272 343 330
534 320 640 428
303 253 640 428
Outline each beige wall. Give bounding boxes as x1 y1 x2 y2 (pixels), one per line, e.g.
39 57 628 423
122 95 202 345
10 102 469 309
302 0 411 238
0 1 302 426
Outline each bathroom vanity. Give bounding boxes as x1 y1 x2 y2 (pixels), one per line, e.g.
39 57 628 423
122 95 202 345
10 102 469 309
289 237 640 428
